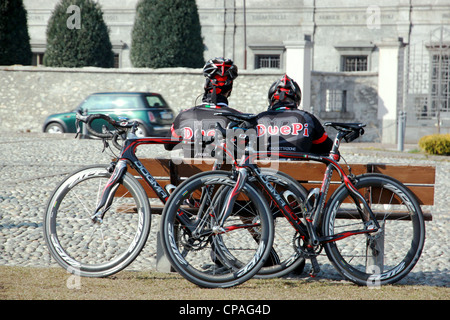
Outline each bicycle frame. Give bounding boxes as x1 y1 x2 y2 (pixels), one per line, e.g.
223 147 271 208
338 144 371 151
220 129 381 247
91 136 177 223
92 123 379 248
91 135 247 236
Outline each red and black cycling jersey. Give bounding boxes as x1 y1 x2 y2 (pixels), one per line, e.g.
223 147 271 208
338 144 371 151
165 95 241 158
256 104 332 155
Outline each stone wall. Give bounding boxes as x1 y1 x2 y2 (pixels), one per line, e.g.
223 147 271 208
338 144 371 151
310 71 380 142
0 66 282 133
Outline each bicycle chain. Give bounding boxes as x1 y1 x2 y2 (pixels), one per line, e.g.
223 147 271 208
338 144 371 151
292 232 322 258
179 228 209 251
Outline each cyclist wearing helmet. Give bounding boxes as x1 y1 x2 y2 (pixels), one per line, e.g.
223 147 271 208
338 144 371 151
165 57 240 158
257 74 333 155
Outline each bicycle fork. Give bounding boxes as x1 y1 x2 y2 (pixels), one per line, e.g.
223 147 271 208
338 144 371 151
218 167 250 226
91 160 127 224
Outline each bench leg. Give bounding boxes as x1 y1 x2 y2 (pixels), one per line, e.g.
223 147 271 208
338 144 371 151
366 225 385 286
156 230 175 273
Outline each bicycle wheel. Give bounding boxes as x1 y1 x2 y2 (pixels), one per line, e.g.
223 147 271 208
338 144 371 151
160 171 274 288
43 165 151 277
322 173 425 286
252 169 307 279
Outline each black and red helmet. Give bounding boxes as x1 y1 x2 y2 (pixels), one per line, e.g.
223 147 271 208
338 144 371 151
268 74 302 107
203 57 238 95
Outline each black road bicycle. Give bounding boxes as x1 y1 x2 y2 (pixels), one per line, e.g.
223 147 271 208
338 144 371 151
160 112 426 287
43 112 307 286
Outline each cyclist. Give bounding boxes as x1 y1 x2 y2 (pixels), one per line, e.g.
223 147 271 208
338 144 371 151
254 74 334 276
165 57 240 158
257 74 333 156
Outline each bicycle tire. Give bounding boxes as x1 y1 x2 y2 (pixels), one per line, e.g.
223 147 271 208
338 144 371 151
43 165 151 278
160 170 274 288
251 169 307 279
322 173 425 286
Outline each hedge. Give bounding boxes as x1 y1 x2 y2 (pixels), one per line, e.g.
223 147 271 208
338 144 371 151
418 134 450 155
131 0 204 68
0 0 32 65
44 0 114 68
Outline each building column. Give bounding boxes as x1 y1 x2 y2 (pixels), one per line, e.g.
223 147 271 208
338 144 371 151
283 40 312 111
377 39 404 144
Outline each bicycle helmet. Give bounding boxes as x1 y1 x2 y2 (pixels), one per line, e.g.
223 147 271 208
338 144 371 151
268 74 302 108
203 58 238 103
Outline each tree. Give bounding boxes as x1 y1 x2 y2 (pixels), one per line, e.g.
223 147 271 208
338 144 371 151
0 0 32 65
44 0 114 68
131 0 204 68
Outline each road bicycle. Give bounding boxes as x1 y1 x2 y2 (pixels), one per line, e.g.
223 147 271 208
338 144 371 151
43 112 306 285
160 112 426 287
43 113 177 278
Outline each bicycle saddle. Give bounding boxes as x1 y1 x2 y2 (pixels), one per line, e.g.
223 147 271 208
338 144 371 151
324 122 366 131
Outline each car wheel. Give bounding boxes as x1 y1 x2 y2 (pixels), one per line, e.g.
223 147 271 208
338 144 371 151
135 124 148 138
45 123 65 134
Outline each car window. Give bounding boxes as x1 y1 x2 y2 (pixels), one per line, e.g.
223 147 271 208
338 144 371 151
146 95 169 108
110 96 142 109
81 95 143 111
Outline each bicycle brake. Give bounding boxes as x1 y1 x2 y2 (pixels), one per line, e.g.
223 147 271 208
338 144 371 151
106 162 116 173
75 119 81 138
101 139 109 153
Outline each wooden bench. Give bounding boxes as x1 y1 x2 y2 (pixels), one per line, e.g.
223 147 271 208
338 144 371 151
126 158 435 220
121 158 435 272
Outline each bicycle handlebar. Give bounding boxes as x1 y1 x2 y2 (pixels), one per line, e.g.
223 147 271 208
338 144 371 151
75 112 137 139
75 112 140 150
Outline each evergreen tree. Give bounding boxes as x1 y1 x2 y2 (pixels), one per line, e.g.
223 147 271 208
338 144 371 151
44 0 114 68
0 0 32 65
131 0 204 68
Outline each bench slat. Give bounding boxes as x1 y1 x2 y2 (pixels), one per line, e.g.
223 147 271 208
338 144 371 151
367 164 436 184
117 158 436 208
120 205 432 221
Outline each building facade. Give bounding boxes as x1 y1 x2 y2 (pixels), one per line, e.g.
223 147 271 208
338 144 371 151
21 0 450 143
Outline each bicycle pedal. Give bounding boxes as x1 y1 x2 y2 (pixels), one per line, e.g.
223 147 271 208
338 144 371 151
309 256 321 278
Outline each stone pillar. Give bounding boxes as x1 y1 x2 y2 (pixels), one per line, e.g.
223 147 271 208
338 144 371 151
283 40 312 111
377 39 404 144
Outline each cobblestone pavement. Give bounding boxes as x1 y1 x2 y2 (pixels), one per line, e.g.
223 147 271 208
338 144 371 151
0 133 448 287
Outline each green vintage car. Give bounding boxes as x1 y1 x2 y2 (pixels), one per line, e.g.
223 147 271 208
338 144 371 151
42 92 174 137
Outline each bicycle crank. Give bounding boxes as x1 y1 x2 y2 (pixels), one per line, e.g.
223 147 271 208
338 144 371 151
309 255 321 277
294 232 322 277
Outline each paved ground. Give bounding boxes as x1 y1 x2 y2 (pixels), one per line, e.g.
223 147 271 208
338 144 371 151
0 133 448 287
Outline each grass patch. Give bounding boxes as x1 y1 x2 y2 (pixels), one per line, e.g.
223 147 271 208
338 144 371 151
1 265 449 300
